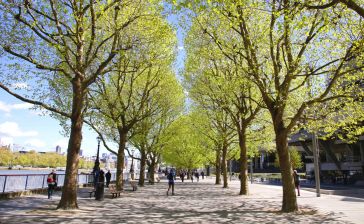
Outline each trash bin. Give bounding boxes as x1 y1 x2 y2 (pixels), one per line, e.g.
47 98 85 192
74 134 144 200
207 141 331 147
95 170 105 201
95 181 104 200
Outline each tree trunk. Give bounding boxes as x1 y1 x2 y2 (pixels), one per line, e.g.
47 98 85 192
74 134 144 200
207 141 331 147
116 130 127 191
215 149 221 185
275 120 298 212
222 143 228 188
149 158 156 185
238 129 249 195
57 79 84 209
138 147 147 187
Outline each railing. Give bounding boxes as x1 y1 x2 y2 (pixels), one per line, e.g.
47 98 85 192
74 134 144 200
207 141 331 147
0 172 140 193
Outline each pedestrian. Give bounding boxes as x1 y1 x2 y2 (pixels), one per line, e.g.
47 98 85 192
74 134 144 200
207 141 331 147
105 170 111 187
190 171 194 182
195 171 200 182
293 170 300 196
167 171 175 196
51 169 57 188
201 171 205 179
180 172 185 182
46 173 55 199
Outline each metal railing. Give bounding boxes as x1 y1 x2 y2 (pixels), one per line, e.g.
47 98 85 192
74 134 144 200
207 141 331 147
0 172 140 193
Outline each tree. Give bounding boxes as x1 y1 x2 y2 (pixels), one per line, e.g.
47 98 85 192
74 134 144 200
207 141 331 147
177 0 363 212
84 13 177 191
0 0 150 209
184 18 263 192
161 114 211 172
304 0 364 18
0 147 12 167
129 73 184 186
275 147 304 170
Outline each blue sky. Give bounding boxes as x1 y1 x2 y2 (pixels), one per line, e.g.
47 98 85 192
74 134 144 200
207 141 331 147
0 10 185 157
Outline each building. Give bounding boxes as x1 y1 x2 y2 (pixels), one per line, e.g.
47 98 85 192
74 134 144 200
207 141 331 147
56 145 61 154
289 129 364 184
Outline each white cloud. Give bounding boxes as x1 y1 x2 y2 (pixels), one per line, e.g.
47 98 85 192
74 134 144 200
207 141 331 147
0 101 32 113
0 121 38 137
25 139 46 148
178 46 184 51
11 82 29 89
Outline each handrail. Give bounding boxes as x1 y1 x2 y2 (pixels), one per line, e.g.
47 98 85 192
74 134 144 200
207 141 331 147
0 172 140 193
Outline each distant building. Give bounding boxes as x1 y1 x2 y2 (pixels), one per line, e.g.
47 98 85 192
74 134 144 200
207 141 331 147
56 145 62 154
102 153 108 159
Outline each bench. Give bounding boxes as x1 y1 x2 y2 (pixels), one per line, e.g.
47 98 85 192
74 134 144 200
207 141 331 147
130 180 138 191
88 189 95 198
109 185 122 198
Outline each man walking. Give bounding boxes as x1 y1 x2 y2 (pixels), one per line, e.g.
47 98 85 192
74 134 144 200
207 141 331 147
105 170 111 187
167 170 175 196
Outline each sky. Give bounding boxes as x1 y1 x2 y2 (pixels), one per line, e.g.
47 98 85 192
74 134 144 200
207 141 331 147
0 9 186 157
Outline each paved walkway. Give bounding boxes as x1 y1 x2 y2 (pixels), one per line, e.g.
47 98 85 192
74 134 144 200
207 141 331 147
0 178 363 223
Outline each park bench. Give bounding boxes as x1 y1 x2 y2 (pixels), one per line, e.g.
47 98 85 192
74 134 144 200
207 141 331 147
88 189 95 198
109 184 122 198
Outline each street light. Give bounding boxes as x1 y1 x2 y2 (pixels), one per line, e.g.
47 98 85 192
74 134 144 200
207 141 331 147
93 136 101 188
130 149 135 179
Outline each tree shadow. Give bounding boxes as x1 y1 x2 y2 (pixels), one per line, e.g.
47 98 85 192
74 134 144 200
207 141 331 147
0 181 353 224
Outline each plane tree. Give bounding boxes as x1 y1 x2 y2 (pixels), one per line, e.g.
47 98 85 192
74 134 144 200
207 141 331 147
175 0 363 212
128 73 184 186
83 13 177 191
0 0 149 209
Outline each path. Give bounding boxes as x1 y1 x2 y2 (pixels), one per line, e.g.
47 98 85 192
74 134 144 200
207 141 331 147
0 178 363 223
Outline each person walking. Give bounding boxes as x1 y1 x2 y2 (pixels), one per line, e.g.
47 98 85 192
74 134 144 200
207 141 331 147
190 171 194 183
195 171 200 182
105 170 111 187
293 170 301 196
46 173 55 199
167 171 175 196
51 170 57 188
201 171 205 180
180 172 185 182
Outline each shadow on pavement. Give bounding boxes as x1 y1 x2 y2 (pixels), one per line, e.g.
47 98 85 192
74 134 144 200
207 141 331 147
0 181 353 224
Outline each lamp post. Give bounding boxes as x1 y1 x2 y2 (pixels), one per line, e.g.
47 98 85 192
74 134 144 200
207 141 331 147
312 132 321 197
130 149 135 180
93 136 101 188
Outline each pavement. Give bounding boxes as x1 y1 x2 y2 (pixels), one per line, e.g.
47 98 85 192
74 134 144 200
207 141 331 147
0 177 363 223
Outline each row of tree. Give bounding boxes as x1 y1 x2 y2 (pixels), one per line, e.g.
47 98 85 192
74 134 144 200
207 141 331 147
0 147 93 169
0 0 362 214
0 0 184 210
169 0 364 213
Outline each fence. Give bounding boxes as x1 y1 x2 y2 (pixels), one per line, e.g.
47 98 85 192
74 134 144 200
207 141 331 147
0 172 139 193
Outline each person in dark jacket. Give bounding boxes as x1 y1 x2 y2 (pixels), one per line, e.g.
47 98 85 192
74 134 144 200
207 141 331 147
105 170 112 187
167 171 175 196
180 172 185 182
